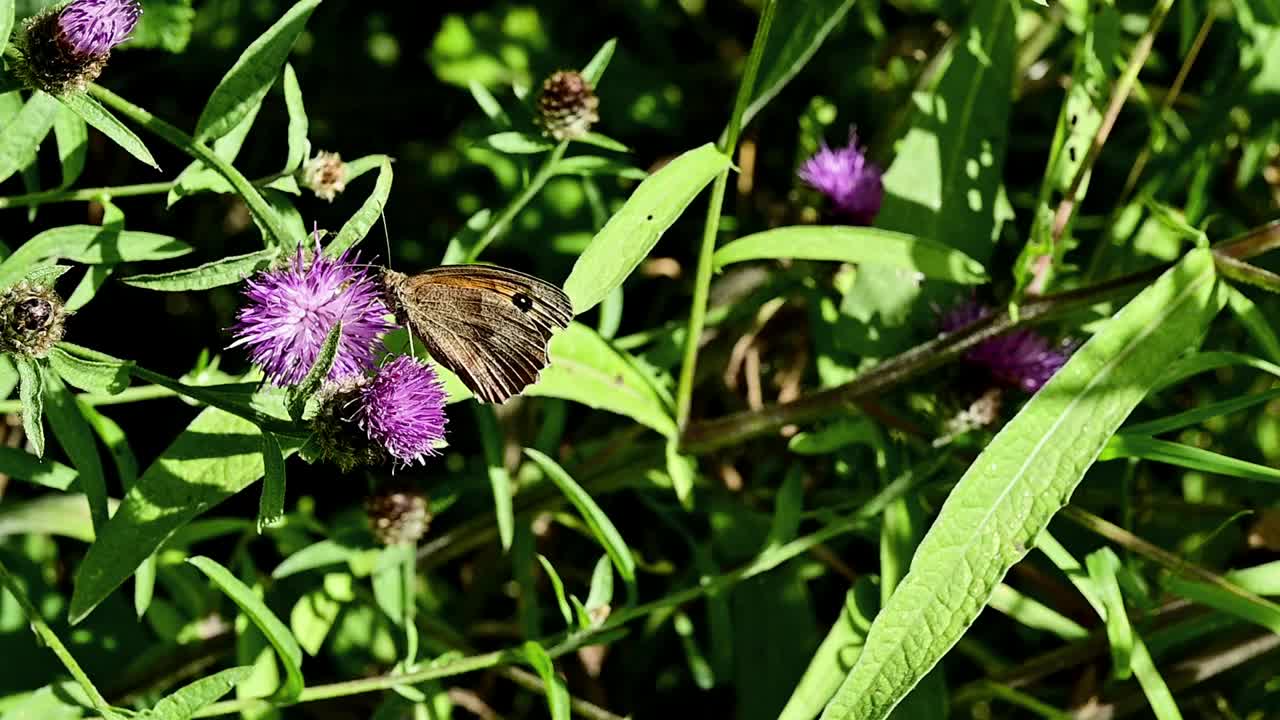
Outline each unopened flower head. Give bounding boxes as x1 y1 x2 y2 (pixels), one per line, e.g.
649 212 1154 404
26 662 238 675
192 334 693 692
0 281 66 358
230 248 394 386
537 70 600 141
300 151 348 202
16 0 140 95
941 299 1069 393
798 131 884 226
366 486 432 545
356 356 448 467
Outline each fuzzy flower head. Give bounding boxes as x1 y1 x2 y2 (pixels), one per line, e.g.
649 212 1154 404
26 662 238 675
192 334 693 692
941 300 1069 393
230 248 394 386
58 0 142 56
798 131 883 225
300 151 348 202
356 356 449 466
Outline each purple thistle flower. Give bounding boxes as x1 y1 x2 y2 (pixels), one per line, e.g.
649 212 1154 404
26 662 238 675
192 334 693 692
356 356 449 466
230 248 394 386
941 300 1069 393
57 0 141 56
798 130 884 225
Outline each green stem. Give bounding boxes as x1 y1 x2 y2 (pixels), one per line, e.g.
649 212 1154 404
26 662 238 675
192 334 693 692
0 559 118 718
0 384 175 413
186 470 914 719
674 0 777 429
0 181 175 208
87 84 294 247
464 141 570 263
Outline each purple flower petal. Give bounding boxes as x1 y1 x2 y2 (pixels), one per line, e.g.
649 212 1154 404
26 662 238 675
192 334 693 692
941 299 1069 393
357 356 448 466
798 130 884 225
57 0 141 56
230 248 394 386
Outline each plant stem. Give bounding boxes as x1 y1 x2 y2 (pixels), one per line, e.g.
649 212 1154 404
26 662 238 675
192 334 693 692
0 172 291 209
674 0 777 430
1050 0 1176 241
0 383 175 413
464 140 570 262
87 84 294 247
0 559 118 719
127 366 302 437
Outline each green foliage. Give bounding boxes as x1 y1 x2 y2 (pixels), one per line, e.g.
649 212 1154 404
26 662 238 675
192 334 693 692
3 1 1280 718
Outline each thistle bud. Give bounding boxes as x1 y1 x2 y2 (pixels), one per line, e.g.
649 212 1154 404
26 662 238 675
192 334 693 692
300 151 348 202
0 282 66 358
310 378 387 472
15 0 142 96
536 70 599 141
366 487 431 546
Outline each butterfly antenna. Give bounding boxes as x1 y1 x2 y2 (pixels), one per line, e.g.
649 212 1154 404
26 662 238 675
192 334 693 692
380 209 417 358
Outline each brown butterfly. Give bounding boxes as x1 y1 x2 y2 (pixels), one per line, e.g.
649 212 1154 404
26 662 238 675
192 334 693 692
383 265 573 404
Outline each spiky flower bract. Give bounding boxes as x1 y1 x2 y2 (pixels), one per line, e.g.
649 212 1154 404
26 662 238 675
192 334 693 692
15 0 140 95
366 486 432 545
940 300 1069 393
0 282 66 358
798 131 884 225
230 248 394 386
356 356 448 466
537 70 600 141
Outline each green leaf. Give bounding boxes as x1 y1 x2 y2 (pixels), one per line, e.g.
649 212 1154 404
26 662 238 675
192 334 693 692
713 226 988 283
1037 532 1181 720
286 321 342 420
1163 574 1280 636
52 104 87 189
15 355 44 457
1227 560 1280 595
169 93 264 203
1156 350 1280 390
819 248 1219 720
468 80 509 125
524 322 676 437
187 556 304 699
140 666 253 720
1122 386 1280 437
741 0 859 127
290 588 340 656
521 641 570 720
257 433 286 533
70 408 264 624
0 226 191 288
581 38 617 85
42 369 107 536
1086 548 1134 680
0 446 75 490
876 0 1017 267
778 583 875 720
523 448 636 587
122 247 278 292
440 208 492 264
0 0 13 55
474 404 514 551
1226 287 1280 364
281 63 310 173
1101 435 1280 484
127 0 196 53
482 131 554 154
584 554 613 617
56 93 159 170
47 343 133 395
987 583 1088 640
552 155 647 179
324 156 393 257
0 91 58 186
194 0 322 144
564 143 730 313
0 494 112 542
536 554 573 627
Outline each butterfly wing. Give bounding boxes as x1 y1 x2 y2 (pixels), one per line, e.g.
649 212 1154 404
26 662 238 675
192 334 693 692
395 265 573 404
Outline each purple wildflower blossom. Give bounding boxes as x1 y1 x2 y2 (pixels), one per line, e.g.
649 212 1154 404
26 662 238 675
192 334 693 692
357 357 448 466
230 248 394 386
941 300 1069 393
798 130 884 225
57 0 141 56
